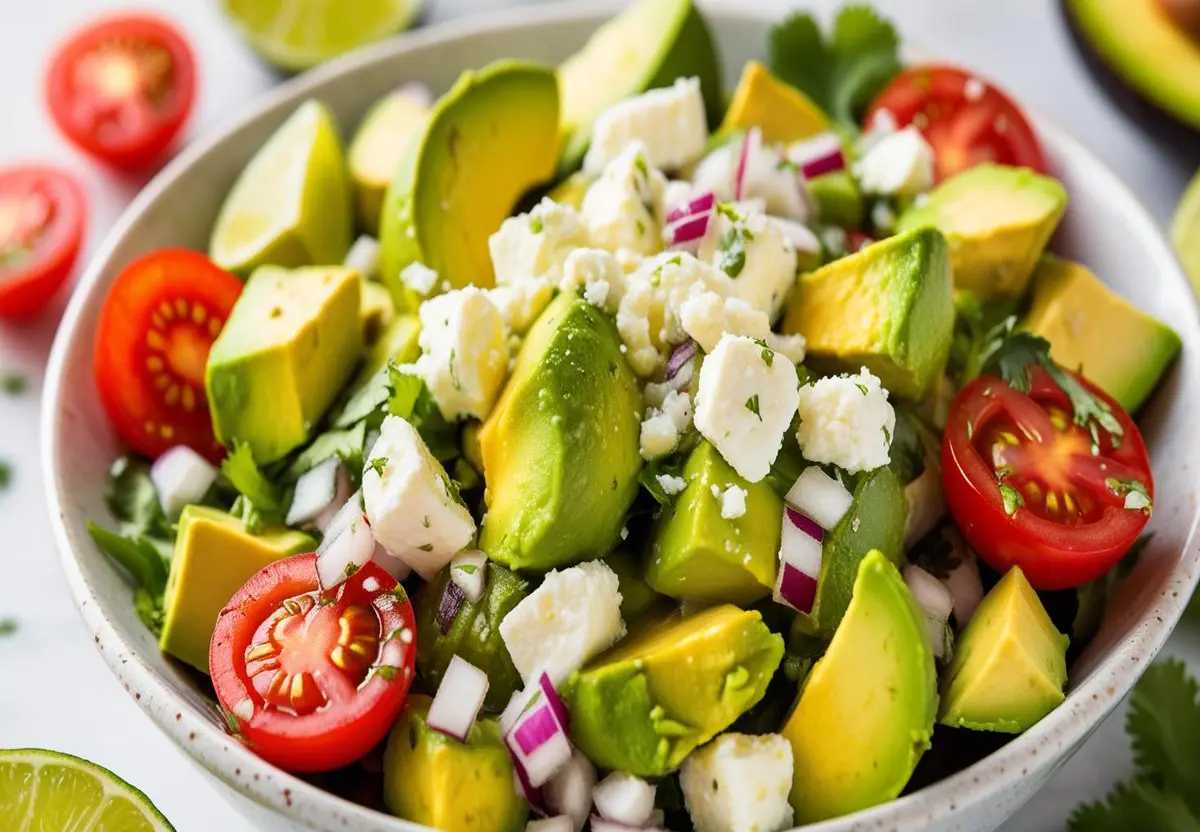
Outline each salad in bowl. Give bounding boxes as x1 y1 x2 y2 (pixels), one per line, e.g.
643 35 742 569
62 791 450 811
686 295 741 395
80 1 1181 830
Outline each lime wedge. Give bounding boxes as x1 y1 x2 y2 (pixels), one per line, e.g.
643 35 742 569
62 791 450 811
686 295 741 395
1171 166 1200 293
210 99 352 276
221 0 423 71
0 749 175 831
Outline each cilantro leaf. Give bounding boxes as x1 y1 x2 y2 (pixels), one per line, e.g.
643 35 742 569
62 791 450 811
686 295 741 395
87 522 170 597
769 14 830 117
745 395 762 420
1069 779 1200 831
367 457 388 477
640 457 685 506
1126 659 1200 813
134 587 165 636
387 364 460 464
221 441 284 517
0 460 9 491
284 421 367 483
999 483 1024 516
104 455 173 540
715 227 748 278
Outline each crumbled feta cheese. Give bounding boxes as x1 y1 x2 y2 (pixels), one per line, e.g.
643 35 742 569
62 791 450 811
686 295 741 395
640 389 692 460
691 139 809 221
694 334 800 482
498 560 625 685
855 126 935 198
593 771 657 827
795 368 896 474
362 415 476 579
489 197 591 286
656 473 688 496
617 251 723 376
720 484 748 519
698 206 799 320
581 142 667 257
415 288 509 421
560 247 625 313
400 261 439 296
583 77 708 175
680 291 771 355
487 279 554 335
680 733 794 832
766 332 807 365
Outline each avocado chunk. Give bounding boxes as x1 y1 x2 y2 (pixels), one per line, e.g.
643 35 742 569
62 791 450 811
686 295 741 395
719 60 831 143
557 0 722 174
563 605 784 777
159 506 314 673
790 465 907 641
1023 255 1181 412
939 566 1069 733
781 227 955 401
782 550 937 824
383 696 527 832
206 265 363 463
605 549 672 624
646 441 783 605
349 88 431 233
895 163 1066 301
360 279 395 342
478 292 642 572
414 564 528 711
808 171 863 229
379 61 560 302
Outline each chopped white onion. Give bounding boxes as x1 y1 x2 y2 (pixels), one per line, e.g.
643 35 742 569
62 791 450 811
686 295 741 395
771 218 822 255
316 502 376 589
925 615 953 661
320 488 362 539
526 817 574 832
287 458 343 527
545 749 597 832
311 463 354 532
513 761 548 817
774 508 824 613
787 131 847 179
904 462 946 550
343 234 381 279
505 674 572 788
593 772 656 827
371 541 412 581
942 536 984 628
786 467 853 530
733 127 761 200
904 564 954 622
150 446 218 520
500 689 526 737
426 655 489 741
450 549 488 602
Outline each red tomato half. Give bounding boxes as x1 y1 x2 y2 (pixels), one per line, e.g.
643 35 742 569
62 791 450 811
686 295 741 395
211 556 416 773
45 14 196 170
943 368 1153 590
0 165 86 319
865 65 1047 181
93 249 242 462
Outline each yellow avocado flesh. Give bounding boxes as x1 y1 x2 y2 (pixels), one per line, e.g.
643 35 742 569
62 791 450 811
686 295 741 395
896 163 1066 300
782 227 955 401
1068 0 1200 131
548 171 594 210
206 265 363 464
479 292 642 571
646 441 782 605
349 89 431 233
379 60 560 303
360 278 396 342
383 696 527 832
1024 255 1181 412
159 507 314 673
782 550 937 824
939 566 1068 734
564 606 784 777
719 60 831 144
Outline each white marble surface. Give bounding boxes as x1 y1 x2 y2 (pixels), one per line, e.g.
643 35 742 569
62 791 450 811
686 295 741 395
1 1 1197 830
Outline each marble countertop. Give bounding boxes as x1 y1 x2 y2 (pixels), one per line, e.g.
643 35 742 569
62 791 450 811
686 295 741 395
1 1 1197 830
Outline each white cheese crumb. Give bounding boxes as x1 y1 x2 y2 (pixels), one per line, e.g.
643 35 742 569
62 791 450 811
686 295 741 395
583 77 708 174
855 126 935 198
640 389 693 460
656 473 688 496
720 485 748 520
680 733 794 832
795 367 896 474
400 261 439 296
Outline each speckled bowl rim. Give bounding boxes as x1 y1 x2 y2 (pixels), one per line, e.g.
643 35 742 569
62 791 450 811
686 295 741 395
42 2 1200 831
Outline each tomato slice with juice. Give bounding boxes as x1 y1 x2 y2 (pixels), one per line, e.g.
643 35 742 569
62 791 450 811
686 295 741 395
943 367 1153 590
0 166 86 319
211 556 417 773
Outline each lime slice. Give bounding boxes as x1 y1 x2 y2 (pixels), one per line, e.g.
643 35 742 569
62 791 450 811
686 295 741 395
210 99 352 276
0 749 175 831
1171 166 1200 293
221 0 423 71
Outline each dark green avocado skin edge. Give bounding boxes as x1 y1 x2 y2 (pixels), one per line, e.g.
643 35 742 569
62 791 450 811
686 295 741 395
1058 0 1200 157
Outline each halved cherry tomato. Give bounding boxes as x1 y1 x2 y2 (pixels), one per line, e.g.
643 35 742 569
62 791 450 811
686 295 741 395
93 249 241 462
943 367 1153 590
211 555 416 773
45 14 196 170
865 65 1047 181
0 166 86 319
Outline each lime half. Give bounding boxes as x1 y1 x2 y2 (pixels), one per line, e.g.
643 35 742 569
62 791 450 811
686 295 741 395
222 0 424 71
0 749 175 831
1172 167 1200 294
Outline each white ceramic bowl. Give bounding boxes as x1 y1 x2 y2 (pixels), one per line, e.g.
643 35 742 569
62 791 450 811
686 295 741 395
41 3 1200 831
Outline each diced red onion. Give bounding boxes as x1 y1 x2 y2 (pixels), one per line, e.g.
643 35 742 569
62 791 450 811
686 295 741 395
150 445 218 520
786 507 824 543
593 772 656 827
450 549 488 603
665 190 715 226
514 705 560 755
943 543 984 628
733 127 762 200
774 508 824 613
903 564 954 622
371 541 413 581
506 681 572 788
500 689 526 736
665 212 711 251
513 759 549 816
665 339 698 381
848 231 875 253
788 131 846 179
774 562 818 615
343 234 381 279
287 458 342 527
426 655 490 741
316 504 376 590
545 750 596 832
437 580 466 634
786 467 853 530
539 672 571 732
526 817 575 832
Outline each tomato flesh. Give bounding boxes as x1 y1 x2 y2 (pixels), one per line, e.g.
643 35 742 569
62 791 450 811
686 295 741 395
0 166 86 319
943 368 1153 589
211 556 416 773
93 249 242 462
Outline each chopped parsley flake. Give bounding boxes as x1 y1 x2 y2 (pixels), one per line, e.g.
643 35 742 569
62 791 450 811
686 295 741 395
745 395 762 420
0 461 10 490
344 562 360 578
999 483 1024 516
368 457 388 477
457 564 478 575
529 215 544 234
854 382 869 395
716 227 748 278
634 154 650 179
1108 478 1153 514
636 218 646 236
0 619 17 637
374 665 400 682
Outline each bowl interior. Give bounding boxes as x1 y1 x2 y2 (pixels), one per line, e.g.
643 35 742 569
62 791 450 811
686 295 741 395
43 3 1200 831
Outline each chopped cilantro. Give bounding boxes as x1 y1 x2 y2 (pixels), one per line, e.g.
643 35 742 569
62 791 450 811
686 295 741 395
0 619 17 637
745 395 762 420
854 382 868 395
999 483 1024 517
344 561 360 578
448 347 461 391
882 424 891 445
634 154 650 179
1 373 27 396
636 218 646 237
529 215 544 234
221 441 284 520
457 564 478 575
373 665 400 682
0 460 9 490
367 457 388 477
1107 478 1153 514
716 227 747 278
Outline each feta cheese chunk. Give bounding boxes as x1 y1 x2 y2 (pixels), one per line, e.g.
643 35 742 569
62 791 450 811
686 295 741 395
362 415 476 579
680 733 794 832
560 247 625 314
698 206 799 320
593 771 657 827
795 368 896 474
855 125 935 198
582 142 667 257
583 77 708 175
400 261 439 297
680 291 772 355
640 389 692 460
487 279 554 335
720 485 748 519
656 473 688 496
414 287 509 421
499 560 625 685
489 197 591 286
694 334 800 483
617 251 723 376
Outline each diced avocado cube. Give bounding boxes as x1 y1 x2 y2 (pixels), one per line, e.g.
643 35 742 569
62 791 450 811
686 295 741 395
348 88 431 233
895 163 1067 300
782 227 955 401
605 549 672 624
1023 255 1181 412
360 278 395 344
808 171 863 229
646 442 783 606
939 566 1069 733
718 60 831 144
206 265 363 463
159 506 314 673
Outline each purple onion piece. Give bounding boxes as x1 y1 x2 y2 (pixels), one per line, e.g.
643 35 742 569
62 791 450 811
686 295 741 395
513 705 559 755
538 672 570 732
666 212 712 248
734 128 760 200
665 190 716 226
514 757 548 816
665 339 698 381
779 563 818 614
800 148 846 179
437 580 466 634
786 507 825 543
